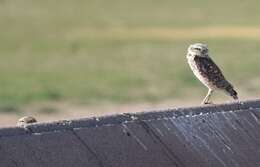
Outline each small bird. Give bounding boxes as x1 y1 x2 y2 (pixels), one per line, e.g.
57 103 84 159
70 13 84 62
17 116 37 127
186 43 238 104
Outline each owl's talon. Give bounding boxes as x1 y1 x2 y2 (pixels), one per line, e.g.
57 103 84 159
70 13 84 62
202 101 214 105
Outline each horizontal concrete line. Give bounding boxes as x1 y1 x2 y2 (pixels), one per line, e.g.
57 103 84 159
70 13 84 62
0 99 260 138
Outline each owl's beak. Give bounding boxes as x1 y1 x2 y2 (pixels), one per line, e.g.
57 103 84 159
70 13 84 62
189 50 201 55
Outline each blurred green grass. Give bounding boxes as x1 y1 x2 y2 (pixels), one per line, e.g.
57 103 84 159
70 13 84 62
0 0 260 108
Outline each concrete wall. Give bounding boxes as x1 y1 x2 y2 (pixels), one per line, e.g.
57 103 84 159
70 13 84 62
1 100 260 167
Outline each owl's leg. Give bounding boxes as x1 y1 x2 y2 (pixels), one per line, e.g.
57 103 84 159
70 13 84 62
202 89 213 105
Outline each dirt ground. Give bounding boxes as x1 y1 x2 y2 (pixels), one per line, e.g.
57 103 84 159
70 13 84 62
70 26 260 40
1 95 258 127
0 99 199 127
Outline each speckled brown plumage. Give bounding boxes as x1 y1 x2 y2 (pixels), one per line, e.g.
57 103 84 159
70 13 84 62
194 56 238 99
186 43 238 104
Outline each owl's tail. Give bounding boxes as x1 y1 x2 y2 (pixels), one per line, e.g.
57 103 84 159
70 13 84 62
225 84 238 100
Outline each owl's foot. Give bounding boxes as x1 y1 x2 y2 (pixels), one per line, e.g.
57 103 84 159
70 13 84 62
202 101 214 105
202 89 214 105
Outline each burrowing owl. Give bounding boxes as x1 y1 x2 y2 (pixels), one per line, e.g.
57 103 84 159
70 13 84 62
17 116 37 126
186 43 238 104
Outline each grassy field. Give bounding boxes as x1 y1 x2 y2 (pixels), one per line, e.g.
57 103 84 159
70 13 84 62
0 0 260 112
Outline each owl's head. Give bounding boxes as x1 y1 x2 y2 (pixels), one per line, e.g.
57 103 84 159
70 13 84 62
187 43 209 57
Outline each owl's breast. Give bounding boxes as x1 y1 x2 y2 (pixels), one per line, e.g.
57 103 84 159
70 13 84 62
187 57 216 89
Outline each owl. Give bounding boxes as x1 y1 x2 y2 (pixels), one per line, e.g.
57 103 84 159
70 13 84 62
186 43 238 104
17 116 37 126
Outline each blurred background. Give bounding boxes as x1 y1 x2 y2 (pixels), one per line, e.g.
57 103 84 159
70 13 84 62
0 0 259 126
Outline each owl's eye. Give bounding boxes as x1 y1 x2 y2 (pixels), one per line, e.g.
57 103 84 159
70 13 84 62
193 47 201 51
202 49 208 54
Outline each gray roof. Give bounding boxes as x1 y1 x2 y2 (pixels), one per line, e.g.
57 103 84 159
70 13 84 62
1 100 260 167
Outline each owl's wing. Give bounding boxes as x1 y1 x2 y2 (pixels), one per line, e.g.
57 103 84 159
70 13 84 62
194 56 229 89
